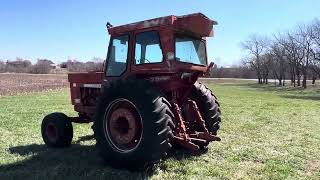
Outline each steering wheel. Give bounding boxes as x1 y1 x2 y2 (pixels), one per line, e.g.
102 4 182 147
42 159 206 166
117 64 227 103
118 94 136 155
144 59 151 63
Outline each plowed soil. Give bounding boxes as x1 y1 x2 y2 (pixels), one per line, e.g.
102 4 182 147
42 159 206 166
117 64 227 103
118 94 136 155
0 73 68 96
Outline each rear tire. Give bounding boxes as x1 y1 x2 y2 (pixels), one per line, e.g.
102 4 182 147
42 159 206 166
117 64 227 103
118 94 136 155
189 81 221 135
41 112 73 148
93 78 174 170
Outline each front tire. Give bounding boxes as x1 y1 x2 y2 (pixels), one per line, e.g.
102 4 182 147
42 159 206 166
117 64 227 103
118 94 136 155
41 112 73 148
93 79 174 170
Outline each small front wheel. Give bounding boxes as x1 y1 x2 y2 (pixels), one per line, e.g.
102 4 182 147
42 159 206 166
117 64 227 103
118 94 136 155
41 112 73 148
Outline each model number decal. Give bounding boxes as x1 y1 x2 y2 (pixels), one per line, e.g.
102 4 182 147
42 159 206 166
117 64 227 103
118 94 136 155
82 84 102 88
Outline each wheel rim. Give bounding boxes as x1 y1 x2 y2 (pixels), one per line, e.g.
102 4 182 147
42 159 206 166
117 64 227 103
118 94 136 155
104 99 143 153
46 122 58 142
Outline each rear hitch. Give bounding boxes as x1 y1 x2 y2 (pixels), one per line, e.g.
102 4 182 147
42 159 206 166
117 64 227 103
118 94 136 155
172 102 200 151
187 100 221 142
189 132 221 142
171 100 220 152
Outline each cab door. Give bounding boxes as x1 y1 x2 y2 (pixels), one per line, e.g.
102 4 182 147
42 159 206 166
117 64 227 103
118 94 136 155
131 30 170 74
105 33 132 79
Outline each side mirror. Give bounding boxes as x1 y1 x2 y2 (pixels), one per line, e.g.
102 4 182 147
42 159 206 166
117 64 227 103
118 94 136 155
205 62 215 77
102 60 106 72
106 22 113 29
208 62 214 69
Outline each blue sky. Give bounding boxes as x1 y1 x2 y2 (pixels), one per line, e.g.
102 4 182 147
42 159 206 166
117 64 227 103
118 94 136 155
0 0 319 66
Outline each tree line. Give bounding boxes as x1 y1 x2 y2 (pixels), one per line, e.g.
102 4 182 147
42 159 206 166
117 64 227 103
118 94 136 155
0 58 103 74
241 19 320 88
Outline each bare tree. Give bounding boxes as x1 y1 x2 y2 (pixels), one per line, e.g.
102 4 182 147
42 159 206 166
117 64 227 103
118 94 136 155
276 32 302 87
269 40 287 86
0 60 5 73
241 34 269 84
30 59 53 74
5 58 32 73
311 19 320 49
309 64 320 84
292 24 315 88
310 19 320 84
261 52 272 84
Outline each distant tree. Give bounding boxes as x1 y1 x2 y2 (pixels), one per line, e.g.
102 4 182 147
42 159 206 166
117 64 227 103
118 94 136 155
5 58 32 73
91 57 104 63
241 34 269 84
309 64 320 84
30 59 52 74
210 65 225 78
269 39 287 86
61 57 104 72
0 60 5 73
274 32 303 87
311 19 320 54
37 59 54 65
260 52 272 84
240 19 320 88
60 62 68 68
290 24 315 88
310 19 320 83
210 64 256 79
65 59 85 72
86 57 104 71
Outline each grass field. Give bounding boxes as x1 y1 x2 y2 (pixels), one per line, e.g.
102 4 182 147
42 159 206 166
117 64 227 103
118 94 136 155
0 78 320 179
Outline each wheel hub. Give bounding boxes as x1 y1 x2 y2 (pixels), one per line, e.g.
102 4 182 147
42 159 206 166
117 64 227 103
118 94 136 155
46 123 58 142
105 99 143 152
109 108 138 144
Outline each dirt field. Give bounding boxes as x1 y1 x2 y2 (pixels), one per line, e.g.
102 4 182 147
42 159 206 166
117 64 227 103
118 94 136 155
0 73 68 96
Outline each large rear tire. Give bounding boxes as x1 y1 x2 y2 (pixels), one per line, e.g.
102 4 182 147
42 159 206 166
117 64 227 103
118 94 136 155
93 78 174 170
189 81 221 135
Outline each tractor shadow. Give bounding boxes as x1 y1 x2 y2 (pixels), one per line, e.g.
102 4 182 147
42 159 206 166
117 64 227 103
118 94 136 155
0 135 150 180
0 135 204 180
166 146 208 160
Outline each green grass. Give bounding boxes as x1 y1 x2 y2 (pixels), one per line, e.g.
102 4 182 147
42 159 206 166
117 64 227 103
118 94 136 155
1 81 320 179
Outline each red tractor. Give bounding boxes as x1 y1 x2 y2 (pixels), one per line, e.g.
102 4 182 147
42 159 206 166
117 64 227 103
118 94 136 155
41 13 221 169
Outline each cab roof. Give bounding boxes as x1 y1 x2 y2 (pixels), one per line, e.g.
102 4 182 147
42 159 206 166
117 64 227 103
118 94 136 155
107 13 217 37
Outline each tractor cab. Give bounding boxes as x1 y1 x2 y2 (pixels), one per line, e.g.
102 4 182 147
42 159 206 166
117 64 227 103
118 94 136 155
105 13 217 78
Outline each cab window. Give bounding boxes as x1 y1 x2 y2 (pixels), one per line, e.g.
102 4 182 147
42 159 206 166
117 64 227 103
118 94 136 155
175 36 206 65
106 35 129 76
135 31 162 64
